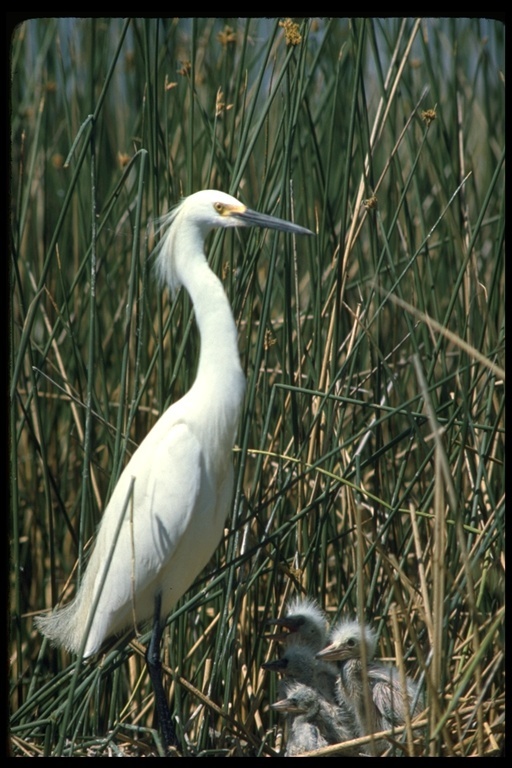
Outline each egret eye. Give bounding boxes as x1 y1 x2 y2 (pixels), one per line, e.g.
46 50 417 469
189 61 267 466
214 202 225 214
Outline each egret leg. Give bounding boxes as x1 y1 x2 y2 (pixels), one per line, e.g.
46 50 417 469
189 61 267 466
146 593 180 751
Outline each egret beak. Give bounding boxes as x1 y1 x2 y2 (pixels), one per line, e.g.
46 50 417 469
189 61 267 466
263 630 292 642
261 657 289 672
271 699 304 714
264 615 305 642
315 644 344 662
233 208 314 236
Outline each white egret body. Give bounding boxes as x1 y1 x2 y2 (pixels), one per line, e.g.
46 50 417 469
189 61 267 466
316 619 424 753
36 190 312 660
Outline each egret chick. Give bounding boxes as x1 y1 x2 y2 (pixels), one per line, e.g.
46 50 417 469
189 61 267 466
262 643 338 703
36 190 312 747
266 596 329 652
316 619 423 753
271 682 360 756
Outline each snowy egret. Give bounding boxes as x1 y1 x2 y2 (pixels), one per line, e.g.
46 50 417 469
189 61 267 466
266 597 329 652
316 619 424 754
36 189 313 747
271 682 360 756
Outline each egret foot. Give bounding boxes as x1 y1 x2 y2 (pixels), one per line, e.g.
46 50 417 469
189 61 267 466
146 593 180 753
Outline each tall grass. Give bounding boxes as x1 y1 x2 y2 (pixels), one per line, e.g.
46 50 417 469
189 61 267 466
10 18 504 756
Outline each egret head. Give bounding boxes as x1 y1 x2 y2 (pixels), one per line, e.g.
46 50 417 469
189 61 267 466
262 643 316 675
316 620 378 663
266 597 328 651
155 190 312 294
271 682 318 716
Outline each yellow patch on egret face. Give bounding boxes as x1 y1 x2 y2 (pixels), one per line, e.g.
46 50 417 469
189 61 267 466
213 202 247 217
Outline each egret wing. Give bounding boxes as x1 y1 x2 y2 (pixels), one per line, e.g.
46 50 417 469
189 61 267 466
368 665 410 726
82 417 225 648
